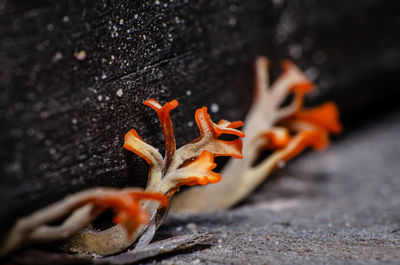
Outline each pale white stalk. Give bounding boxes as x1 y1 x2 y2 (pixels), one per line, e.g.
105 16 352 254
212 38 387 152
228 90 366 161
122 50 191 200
170 57 314 213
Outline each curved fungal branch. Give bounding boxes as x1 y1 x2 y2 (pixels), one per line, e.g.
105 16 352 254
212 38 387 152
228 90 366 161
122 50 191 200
171 56 342 213
59 99 244 256
0 188 167 257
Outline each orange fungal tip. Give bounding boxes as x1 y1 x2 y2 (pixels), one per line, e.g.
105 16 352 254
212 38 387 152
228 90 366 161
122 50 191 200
144 98 178 111
213 124 245 138
293 102 342 134
124 129 143 142
143 99 178 166
97 190 168 236
282 130 329 162
227 138 244 159
132 191 169 207
194 106 245 139
176 151 222 187
281 59 294 72
261 128 291 149
226 120 244 129
143 98 160 107
123 137 154 166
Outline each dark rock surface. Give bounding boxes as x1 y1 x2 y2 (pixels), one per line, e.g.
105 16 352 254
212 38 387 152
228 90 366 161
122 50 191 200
149 111 400 265
1 0 400 245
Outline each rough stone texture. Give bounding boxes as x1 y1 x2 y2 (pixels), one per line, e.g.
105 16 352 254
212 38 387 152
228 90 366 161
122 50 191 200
1 0 400 246
148 110 400 265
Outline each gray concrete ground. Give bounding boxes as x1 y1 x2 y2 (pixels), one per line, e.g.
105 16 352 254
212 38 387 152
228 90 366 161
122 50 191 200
146 111 400 265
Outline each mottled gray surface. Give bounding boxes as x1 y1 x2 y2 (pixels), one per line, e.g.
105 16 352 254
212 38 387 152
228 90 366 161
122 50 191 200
145 111 400 265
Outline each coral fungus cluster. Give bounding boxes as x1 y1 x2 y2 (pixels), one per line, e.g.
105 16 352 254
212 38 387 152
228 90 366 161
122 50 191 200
171 56 342 212
0 57 341 259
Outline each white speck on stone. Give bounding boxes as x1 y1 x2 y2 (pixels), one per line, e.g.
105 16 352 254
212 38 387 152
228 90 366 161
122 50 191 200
229 4 237 12
27 128 35 136
71 118 78 124
276 11 295 43
134 14 138 19
36 132 45 140
52 52 63 62
186 90 192 96
116 89 124 97
90 253 102 259
188 121 194 127
97 95 103 101
210 103 219 113
186 222 197 232
304 67 320 81
277 161 286 168
111 55 115 60
74 50 87 60
46 24 54 31
217 239 222 244
193 259 201 264
62 16 70 23
101 73 107 79
40 112 48 119
155 0 160 5
272 0 284 8
289 44 302 59
28 92 36 100
49 148 56 155
176 226 183 232
228 17 237 27
119 18 124 25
